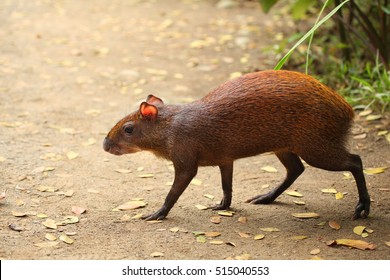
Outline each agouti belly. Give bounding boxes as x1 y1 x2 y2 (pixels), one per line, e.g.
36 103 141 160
103 70 370 221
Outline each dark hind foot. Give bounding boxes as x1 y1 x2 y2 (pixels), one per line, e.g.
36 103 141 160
246 193 275 204
352 198 370 220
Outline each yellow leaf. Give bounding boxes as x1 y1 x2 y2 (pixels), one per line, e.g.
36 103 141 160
138 173 154 178
261 166 278 173
364 167 387 175
60 235 74 244
385 241 390 247
238 216 247 224
254 234 265 240
66 151 79 160
358 109 372 116
293 200 306 205
45 233 57 241
34 241 59 248
332 239 376 250
87 188 99 194
353 225 366 235
321 188 337 194
82 137 97 146
114 169 132 174
0 156 6 162
210 240 224 245
37 213 48 219
195 204 208 210
12 211 27 217
218 210 235 217
260 227 280 232
196 235 207 243
335 192 344 200
203 194 214 199
169 227 180 233
286 190 303 197
42 219 57 229
190 178 202 186
292 212 320 219
310 248 321 255
229 72 242 79
291 235 307 240
366 114 382 121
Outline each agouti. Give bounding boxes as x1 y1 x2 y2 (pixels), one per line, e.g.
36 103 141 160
103 70 370 221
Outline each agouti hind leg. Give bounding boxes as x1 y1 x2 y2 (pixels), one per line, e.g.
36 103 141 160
246 152 304 204
300 150 370 219
210 163 234 210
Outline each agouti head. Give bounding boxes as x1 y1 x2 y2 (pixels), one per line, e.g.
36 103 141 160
103 95 164 156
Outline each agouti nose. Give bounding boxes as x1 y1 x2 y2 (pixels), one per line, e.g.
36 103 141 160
103 137 113 152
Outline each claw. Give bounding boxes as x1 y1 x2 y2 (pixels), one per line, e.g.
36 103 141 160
352 199 370 220
141 207 168 221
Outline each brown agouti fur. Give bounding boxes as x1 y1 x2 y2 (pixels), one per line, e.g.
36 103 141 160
103 70 370 221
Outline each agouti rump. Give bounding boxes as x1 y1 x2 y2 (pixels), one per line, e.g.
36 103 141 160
103 70 370 221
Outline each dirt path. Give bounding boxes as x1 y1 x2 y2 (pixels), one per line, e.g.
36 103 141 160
1 0 389 260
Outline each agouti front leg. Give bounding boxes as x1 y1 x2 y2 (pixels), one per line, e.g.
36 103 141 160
142 165 198 221
210 163 233 210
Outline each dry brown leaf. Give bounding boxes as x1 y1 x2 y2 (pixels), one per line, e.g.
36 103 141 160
117 200 146 210
205 232 221 237
210 216 221 224
291 212 320 219
238 232 251 238
328 239 376 250
286 190 303 197
238 216 247 224
329 220 341 230
71 206 86 216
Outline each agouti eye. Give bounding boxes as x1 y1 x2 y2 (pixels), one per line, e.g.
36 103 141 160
123 123 134 135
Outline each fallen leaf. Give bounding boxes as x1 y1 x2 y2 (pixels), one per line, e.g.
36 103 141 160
195 204 208 210
87 188 99 194
353 225 366 235
358 109 372 116
42 219 57 229
71 206 86 215
210 216 221 224
138 173 154 178
190 179 202 186
260 227 280 232
64 190 74 197
0 156 6 162
226 241 236 247
196 235 207 243
12 211 28 217
254 234 265 240
45 233 57 241
58 216 79 225
353 133 367 140
235 253 251 260
117 200 146 210
322 188 337 194
335 192 344 200
170 227 180 233
210 240 224 245
192 231 205 237
218 210 235 217
291 212 320 219
286 190 303 197
205 232 221 237
261 166 278 173
366 114 382 121
238 232 250 238
151 251 164 257
0 190 6 201
114 169 132 174
365 228 374 234
37 213 48 219
385 241 390 247
82 138 97 146
329 220 341 230
291 235 308 240
34 241 59 248
293 200 306 205
310 248 320 255
238 216 247 224
328 239 376 250
60 235 74 244
364 167 387 175
203 194 214 199
66 151 79 160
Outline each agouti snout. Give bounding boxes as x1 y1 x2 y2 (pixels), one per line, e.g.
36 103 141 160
103 70 370 221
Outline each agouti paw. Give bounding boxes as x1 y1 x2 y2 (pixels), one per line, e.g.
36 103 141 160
352 199 370 220
141 208 167 221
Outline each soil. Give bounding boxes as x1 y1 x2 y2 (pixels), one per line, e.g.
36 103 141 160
0 0 389 260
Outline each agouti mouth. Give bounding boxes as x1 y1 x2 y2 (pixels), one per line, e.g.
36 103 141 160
103 137 123 156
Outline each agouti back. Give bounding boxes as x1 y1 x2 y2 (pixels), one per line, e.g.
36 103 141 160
103 70 370 221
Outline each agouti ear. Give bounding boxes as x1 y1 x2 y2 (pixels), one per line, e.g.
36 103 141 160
146 95 164 107
139 102 158 121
